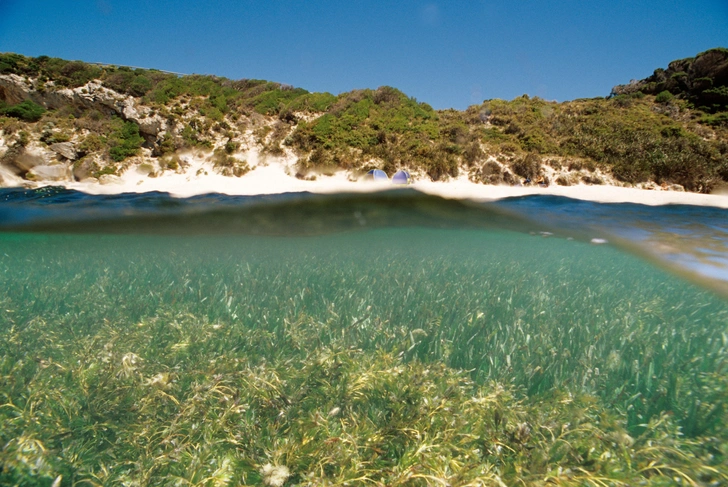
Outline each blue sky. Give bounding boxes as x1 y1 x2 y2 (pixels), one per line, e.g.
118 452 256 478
0 1 726 109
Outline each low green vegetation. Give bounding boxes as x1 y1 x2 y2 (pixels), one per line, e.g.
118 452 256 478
612 48 728 113
108 119 144 162
0 50 727 190
655 90 674 104
0 99 46 122
470 94 728 191
287 87 461 180
0 227 726 486
0 53 328 123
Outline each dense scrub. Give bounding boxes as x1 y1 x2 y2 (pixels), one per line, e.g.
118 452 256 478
286 87 465 180
612 48 728 114
0 99 45 122
470 94 728 191
1 51 727 190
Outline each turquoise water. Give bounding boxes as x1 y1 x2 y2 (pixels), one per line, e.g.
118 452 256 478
0 188 727 485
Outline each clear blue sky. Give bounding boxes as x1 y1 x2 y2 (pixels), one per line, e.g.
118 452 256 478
1 1 726 109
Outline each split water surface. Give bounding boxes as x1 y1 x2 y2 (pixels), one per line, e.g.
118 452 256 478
0 187 727 486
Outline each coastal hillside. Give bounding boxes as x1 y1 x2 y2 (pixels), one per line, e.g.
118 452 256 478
0 49 727 193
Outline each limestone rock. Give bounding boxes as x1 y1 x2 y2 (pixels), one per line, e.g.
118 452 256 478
0 145 24 174
689 49 728 86
610 48 728 108
0 161 23 186
120 103 167 136
72 155 101 181
0 75 168 136
99 174 122 185
0 74 32 105
50 142 77 161
26 164 71 182
3 146 51 173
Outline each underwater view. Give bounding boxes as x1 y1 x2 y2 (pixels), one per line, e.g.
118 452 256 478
1 188 727 486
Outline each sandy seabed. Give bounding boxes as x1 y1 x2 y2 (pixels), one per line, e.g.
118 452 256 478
50 156 728 209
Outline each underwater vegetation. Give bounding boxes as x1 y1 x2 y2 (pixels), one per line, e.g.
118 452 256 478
0 228 727 486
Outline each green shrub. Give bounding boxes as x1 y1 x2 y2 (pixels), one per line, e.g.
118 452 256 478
129 76 153 97
285 92 337 113
701 112 728 127
157 132 176 155
252 87 309 115
17 130 30 147
224 139 239 154
0 116 22 134
108 120 144 161
694 77 713 90
103 70 135 93
511 153 542 179
611 94 634 107
212 148 249 176
161 155 181 171
519 132 552 153
0 99 46 122
582 174 604 185
702 86 728 107
655 90 674 104
40 130 70 144
78 134 105 155
95 164 118 177
103 71 154 97
471 160 510 184
462 142 484 166
0 53 41 76
58 61 103 87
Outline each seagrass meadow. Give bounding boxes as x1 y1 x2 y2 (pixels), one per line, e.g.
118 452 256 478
0 192 727 486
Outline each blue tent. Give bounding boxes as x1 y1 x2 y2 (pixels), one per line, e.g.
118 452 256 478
392 170 412 185
365 169 389 181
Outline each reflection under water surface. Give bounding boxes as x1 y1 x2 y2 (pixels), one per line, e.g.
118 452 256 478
494 195 728 294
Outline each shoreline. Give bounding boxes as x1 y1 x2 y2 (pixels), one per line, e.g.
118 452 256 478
8 157 728 209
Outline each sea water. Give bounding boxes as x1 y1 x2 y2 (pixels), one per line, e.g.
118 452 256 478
0 187 726 486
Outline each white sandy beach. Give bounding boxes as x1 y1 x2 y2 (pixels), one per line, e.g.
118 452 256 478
53 154 728 209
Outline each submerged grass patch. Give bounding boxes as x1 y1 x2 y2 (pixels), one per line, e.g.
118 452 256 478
0 229 727 486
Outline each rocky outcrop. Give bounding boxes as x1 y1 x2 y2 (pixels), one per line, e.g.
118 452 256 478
0 144 51 174
611 48 728 111
98 174 122 185
49 142 77 161
26 164 71 182
0 74 167 136
72 155 102 181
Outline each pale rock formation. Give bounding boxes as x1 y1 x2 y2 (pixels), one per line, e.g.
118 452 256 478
27 164 71 181
8 145 52 173
49 142 77 161
0 74 167 136
0 74 31 105
99 174 123 185
72 154 103 181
